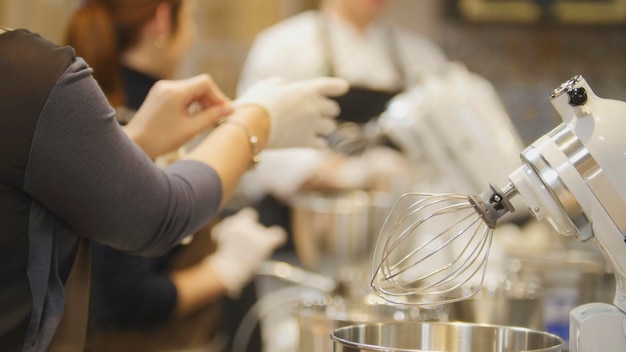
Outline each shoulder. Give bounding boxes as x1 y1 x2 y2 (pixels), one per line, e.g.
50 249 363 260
393 26 444 56
392 25 448 73
239 11 324 92
0 29 80 187
0 29 79 120
0 29 76 76
254 10 320 48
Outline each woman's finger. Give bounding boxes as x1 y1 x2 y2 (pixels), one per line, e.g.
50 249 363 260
186 104 233 134
181 74 231 106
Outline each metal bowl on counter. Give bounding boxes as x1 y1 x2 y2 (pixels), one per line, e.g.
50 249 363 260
291 190 392 287
331 322 564 352
295 295 447 352
449 279 543 330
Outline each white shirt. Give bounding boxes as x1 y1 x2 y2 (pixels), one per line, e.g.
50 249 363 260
238 10 447 94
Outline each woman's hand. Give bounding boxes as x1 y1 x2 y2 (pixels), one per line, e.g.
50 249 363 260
182 76 348 206
124 74 233 159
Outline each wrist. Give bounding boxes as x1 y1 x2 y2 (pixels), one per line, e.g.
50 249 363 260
215 117 261 169
197 257 230 294
233 105 270 136
205 252 251 298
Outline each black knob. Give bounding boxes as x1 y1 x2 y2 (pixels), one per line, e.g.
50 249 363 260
567 87 588 106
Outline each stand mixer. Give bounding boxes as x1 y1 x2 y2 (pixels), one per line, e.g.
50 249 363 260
371 75 626 351
378 63 526 196
276 64 530 352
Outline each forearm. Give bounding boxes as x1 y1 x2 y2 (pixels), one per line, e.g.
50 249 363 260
123 124 155 159
169 261 229 319
27 59 223 255
184 106 270 207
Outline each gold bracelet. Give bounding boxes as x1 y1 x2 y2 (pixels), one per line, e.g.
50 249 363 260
216 117 260 169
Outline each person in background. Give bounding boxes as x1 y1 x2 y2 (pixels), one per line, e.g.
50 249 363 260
237 0 448 255
239 0 446 108
0 26 347 352
63 1 347 351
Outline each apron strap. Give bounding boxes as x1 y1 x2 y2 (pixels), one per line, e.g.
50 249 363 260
49 238 91 352
318 12 337 78
317 11 408 90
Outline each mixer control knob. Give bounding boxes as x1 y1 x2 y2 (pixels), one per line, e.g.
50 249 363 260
567 87 588 106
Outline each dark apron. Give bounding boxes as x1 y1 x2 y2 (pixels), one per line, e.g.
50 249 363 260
84 225 225 352
319 12 406 153
258 12 406 253
332 87 399 124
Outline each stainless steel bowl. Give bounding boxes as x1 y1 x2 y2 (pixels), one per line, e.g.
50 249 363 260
449 281 543 330
296 296 447 352
291 190 391 287
331 322 563 352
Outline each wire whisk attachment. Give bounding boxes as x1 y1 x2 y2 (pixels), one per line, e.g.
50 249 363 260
371 184 516 306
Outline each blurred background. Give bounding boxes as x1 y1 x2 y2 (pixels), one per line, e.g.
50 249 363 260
3 1 625 351
3 0 625 144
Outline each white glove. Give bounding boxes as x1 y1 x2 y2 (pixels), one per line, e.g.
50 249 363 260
206 208 286 297
331 147 412 189
235 77 349 149
238 148 326 202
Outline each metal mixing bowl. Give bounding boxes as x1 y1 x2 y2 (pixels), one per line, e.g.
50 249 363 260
331 322 564 352
295 296 447 352
291 190 392 286
449 280 543 330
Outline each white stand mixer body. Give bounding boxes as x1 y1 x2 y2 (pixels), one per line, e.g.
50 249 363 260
506 76 626 351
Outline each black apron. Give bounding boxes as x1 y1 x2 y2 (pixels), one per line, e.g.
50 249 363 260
258 13 407 253
319 12 406 124
85 225 226 352
319 12 406 154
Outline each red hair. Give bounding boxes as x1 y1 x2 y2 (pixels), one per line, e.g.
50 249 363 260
64 0 182 107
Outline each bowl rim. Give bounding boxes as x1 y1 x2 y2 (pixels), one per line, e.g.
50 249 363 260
330 321 564 351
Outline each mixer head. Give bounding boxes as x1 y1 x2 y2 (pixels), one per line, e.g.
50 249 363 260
372 74 626 314
370 185 516 306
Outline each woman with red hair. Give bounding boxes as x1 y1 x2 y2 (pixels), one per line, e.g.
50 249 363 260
65 0 196 109
0 23 348 352
54 1 346 350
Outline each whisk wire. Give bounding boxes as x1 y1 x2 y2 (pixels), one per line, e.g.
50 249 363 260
372 194 464 277
420 223 492 294
405 215 486 288
385 194 469 249
379 214 488 297
383 206 476 279
371 191 498 305
381 202 474 274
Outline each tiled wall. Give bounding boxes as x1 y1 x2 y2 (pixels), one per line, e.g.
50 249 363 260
439 22 626 144
387 1 626 144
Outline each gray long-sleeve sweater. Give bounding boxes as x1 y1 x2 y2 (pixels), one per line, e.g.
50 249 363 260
0 29 222 352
